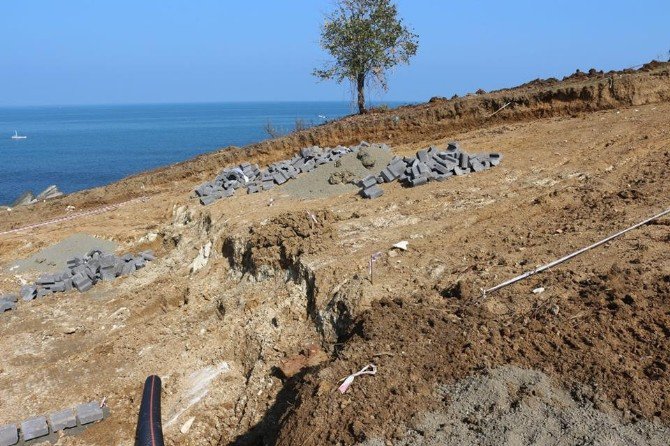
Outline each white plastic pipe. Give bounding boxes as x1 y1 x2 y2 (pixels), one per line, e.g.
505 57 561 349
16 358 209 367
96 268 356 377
483 206 670 295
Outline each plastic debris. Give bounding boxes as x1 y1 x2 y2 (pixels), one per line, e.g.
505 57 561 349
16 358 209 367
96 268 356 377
338 364 377 394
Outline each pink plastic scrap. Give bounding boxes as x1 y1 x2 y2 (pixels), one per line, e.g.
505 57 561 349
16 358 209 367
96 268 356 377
338 364 377 394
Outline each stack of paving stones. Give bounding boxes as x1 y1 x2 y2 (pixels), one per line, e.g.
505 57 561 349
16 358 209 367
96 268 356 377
0 401 105 445
195 145 355 206
358 142 503 199
14 249 156 304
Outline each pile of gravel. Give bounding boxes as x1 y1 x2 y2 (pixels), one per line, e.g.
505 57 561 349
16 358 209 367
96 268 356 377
362 366 670 446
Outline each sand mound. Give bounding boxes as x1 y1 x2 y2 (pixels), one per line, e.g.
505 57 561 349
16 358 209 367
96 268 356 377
363 366 670 446
282 144 393 199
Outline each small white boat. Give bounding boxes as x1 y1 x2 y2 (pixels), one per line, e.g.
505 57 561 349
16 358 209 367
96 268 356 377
11 130 27 140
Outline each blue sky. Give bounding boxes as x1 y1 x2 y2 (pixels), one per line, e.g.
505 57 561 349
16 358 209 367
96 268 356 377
2 1 668 106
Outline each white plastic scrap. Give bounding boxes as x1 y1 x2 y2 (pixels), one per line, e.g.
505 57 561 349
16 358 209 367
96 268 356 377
532 287 545 294
392 241 409 251
338 364 377 394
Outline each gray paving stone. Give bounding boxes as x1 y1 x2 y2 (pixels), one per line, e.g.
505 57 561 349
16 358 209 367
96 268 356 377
489 153 502 166
0 301 16 313
360 175 378 188
0 424 18 446
21 416 48 441
410 176 429 187
0 295 18 303
49 408 77 432
20 285 36 301
200 195 218 206
140 251 156 261
36 275 55 285
76 402 104 425
361 185 384 199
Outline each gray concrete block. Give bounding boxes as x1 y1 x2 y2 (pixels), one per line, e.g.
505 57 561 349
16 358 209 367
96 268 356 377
0 301 16 312
121 262 135 276
99 255 116 269
360 175 378 188
432 162 451 175
21 416 48 441
489 153 502 166
454 167 468 176
76 402 104 425
262 180 275 191
36 275 55 286
0 295 18 303
246 184 260 194
361 185 384 199
0 424 18 446
471 159 485 172
447 142 462 153
459 152 469 169
36 288 51 298
140 251 156 261
199 195 218 206
63 278 73 292
73 274 93 292
134 257 146 269
20 285 36 301
417 162 431 175
416 149 430 163
49 408 77 432
272 172 288 185
379 168 396 182
410 176 429 187
388 160 406 177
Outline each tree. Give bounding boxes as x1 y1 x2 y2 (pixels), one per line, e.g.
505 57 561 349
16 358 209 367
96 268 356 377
314 0 418 114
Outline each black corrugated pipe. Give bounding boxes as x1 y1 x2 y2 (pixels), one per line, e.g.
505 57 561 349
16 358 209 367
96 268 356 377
135 375 165 446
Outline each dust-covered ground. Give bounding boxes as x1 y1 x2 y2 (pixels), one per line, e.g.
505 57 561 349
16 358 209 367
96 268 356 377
0 63 668 446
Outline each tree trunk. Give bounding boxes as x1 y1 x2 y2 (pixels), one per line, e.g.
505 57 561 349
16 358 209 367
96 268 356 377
357 72 366 114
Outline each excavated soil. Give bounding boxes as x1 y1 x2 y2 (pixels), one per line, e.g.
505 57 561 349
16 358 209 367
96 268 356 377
0 62 668 446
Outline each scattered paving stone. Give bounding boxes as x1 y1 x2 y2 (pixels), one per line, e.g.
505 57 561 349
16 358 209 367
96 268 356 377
49 408 77 432
76 402 104 425
21 416 49 441
195 144 355 205
0 424 17 446
2 250 156 315
357 142 502 199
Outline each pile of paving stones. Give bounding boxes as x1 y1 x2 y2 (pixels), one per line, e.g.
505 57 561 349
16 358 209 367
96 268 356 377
358 142 503 199
0 400 105 445
195 145 355 205
0 250 155 312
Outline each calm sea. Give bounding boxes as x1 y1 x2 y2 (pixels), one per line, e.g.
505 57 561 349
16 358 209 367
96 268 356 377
0 102 403 205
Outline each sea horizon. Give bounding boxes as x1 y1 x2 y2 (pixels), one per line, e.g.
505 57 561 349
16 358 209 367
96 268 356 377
0 100 408 205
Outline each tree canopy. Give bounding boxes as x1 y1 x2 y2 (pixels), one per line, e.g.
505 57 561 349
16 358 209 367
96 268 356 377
314 0 418 114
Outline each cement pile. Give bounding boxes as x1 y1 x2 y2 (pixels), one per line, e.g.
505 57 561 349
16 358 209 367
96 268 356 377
362 366 670 446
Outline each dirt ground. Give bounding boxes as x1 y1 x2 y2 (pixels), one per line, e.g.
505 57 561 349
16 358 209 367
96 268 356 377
0 63 668 445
